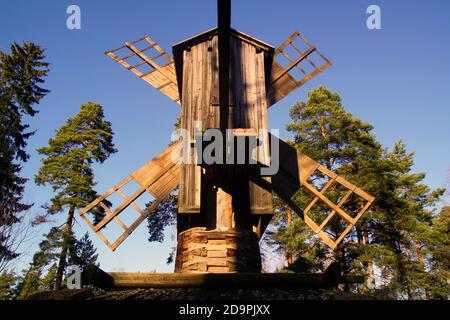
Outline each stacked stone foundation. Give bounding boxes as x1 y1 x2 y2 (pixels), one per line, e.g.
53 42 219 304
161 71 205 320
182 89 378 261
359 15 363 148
175 227 261 273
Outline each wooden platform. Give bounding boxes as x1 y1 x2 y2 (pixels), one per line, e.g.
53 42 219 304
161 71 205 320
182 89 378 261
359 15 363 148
82 264 364 290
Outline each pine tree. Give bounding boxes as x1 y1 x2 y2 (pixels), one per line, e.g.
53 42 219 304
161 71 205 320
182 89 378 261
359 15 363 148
362 141 445 298
424 206 450 299
268 86 445 298
68 232 99 270
267 86 382 275
35 102 117 290
0 42 49 267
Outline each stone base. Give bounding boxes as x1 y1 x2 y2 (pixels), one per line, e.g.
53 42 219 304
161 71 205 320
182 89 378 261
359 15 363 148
174 227 261 273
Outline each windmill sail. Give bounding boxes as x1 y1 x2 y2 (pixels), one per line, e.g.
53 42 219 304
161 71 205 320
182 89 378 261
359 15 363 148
268 32 332 107
79 142 182 250
106 35 180 104
266 135 375 249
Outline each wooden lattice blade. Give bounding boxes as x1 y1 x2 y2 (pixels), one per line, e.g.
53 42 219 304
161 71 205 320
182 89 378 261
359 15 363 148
268 135 375 249
268 32 332 107
79 142 182 250
106 35 180 104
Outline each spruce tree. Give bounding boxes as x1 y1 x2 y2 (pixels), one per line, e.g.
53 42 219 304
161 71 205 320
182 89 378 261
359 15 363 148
0 42 49 266
14 227 64 299
0 271 17 300
35 102 117 290
68 232 99 270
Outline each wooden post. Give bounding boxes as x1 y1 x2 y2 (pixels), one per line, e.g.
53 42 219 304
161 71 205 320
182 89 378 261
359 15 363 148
217 0 231 131
216 187 233 229
215 0 234 233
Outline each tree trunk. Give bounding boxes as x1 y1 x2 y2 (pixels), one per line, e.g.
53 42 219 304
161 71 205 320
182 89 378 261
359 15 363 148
414 240 430 299
286 208 293 265
363 231 374 281
54 205 75 291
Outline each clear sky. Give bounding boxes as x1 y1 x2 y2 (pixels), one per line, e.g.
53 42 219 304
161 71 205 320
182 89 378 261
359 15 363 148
1 0 449 273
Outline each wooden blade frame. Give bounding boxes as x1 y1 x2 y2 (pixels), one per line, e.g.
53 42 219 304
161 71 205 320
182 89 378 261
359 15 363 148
296 152 375 249
268 32 332 107
106 35 180 104
79 143 182 251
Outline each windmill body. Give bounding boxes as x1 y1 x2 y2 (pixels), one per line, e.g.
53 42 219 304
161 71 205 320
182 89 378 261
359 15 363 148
79 1 375 274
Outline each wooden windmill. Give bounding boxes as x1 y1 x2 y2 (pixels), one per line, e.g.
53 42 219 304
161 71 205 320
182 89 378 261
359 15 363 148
80 0 374 273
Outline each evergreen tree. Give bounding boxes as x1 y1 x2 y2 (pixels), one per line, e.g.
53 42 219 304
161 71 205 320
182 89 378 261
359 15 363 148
147 194 178 264
267 86 382 274
68 232 99 270
35 102 117 290
268 86 445 299
0 271 17 300
424 206 449 299
147 194 177 243
0 42 49 266
14 229 99 298
14 227 65 299
362 141 444 298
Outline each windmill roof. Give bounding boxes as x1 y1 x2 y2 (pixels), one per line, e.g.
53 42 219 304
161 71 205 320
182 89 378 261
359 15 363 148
172 27 274 53
172 28 275 101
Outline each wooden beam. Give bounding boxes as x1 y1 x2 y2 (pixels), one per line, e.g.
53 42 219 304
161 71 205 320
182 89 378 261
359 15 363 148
217 0 231 131
82 265 115 289
316 190 353 233
125 42 177 84
303 177 334 215
272 47 316 85
79 176 132 216
88 271 364 289
303 181 354 224
83 262 363 289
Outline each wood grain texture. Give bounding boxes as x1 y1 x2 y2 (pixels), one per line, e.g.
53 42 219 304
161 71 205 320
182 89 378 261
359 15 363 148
268 32 332 107
106 35 180 104
79 143 182 250
178 34 273 215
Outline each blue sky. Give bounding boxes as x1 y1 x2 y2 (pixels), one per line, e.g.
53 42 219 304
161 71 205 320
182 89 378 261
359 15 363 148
1 0 449 273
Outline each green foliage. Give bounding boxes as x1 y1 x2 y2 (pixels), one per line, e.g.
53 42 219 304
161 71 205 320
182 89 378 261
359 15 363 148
14 227 65 299
14 268 41 300
14 229 99 299
422 206 450 299
147 194 178 264
68 232 99 270
268 86 446 299
35 102 117 214
0 271 17 300
147 194 177 243
35 102 116 290
31 227 64 269
0 42 49 265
